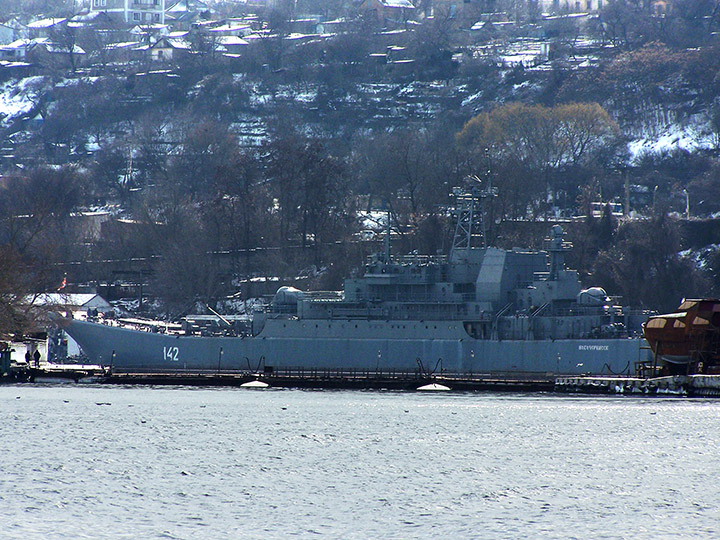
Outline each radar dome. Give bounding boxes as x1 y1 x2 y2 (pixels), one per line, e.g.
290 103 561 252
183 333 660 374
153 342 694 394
577 287 608 305
272 286 305 305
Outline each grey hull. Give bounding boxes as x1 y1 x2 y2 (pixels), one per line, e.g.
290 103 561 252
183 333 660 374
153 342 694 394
63 318 648 376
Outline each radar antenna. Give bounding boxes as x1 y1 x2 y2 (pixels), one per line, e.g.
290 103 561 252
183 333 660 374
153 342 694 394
450 175 497 259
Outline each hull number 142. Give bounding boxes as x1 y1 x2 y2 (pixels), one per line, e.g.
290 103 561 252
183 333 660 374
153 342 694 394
163 346 179 362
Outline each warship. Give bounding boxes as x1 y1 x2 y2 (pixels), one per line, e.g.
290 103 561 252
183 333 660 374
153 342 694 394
54 183 652 376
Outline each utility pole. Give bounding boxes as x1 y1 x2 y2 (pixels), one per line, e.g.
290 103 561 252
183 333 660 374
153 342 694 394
624 168 630 218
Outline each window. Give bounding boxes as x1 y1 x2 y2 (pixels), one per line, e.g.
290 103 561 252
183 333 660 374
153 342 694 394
153 13 160 21
133 12 140 20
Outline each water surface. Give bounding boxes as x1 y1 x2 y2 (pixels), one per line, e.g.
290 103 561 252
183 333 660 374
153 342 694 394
1 386 718 539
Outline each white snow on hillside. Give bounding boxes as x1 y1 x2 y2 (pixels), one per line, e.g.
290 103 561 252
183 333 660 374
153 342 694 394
2 73 718 170
0 76 46 127
627 117 715 162
681 244 720 270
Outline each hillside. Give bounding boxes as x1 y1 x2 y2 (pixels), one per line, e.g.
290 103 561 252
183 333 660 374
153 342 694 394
2 0 720 329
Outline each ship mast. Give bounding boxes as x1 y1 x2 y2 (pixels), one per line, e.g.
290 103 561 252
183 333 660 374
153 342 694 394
383 203 391 262
450 175 497 260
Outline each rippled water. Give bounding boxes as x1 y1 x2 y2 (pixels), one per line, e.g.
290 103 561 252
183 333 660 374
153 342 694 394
2 385 719 539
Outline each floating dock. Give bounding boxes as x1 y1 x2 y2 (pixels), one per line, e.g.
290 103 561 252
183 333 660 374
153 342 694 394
28 364 107 383
12 364 720 396
95 369 556 392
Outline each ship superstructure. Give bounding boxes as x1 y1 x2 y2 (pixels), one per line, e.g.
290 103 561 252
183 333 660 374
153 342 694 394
262 183 644 342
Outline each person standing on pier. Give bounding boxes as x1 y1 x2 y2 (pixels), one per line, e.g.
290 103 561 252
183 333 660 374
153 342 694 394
33 349 40 368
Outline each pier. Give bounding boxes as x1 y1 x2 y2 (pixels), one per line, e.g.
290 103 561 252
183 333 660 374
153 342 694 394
96 368 557 392
10 363 720 396
554 375 720 397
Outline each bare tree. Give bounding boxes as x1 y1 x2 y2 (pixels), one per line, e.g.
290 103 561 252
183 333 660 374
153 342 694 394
149 207 224 317
76 19 127 73
593 211 710 311
168 119 242 196
354 125 459 230
263 130 352 256
0 166 84 336
0 245 39 337
49 22 82 73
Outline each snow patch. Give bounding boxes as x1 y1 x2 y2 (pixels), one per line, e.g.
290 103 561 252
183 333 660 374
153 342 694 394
0 76 46 126
681 244 720 271
628 122 716 162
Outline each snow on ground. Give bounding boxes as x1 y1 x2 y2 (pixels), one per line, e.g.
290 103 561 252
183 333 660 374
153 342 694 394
461 90 483 107
628 119 716 162
680 244 720 270
0 76 47 126
292 91 317 103
248 91 273 106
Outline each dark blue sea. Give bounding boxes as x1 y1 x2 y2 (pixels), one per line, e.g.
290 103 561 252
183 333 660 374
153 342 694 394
1 385 719 539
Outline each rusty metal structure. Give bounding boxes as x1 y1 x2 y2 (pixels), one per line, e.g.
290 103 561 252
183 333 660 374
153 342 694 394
643 299 720 375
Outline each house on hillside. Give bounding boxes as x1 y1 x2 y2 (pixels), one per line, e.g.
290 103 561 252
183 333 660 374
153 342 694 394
149 35 191 61
90 0 166 25
69 210 115 242
33 293 113 316
204 20 253 38
421 0 492 29
25 38 86 70
217 35 249 56
537 0 603 12
0 22 16 45
244 0 284 8
359 0 416 27
0 39 29 60
317 18 353 34
26 18 67 39
165 0 211 30
68 10 118 32
88 39 141 64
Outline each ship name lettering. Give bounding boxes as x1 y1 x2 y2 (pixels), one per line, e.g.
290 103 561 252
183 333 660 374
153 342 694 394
163 346 179 362
578 345 609 351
